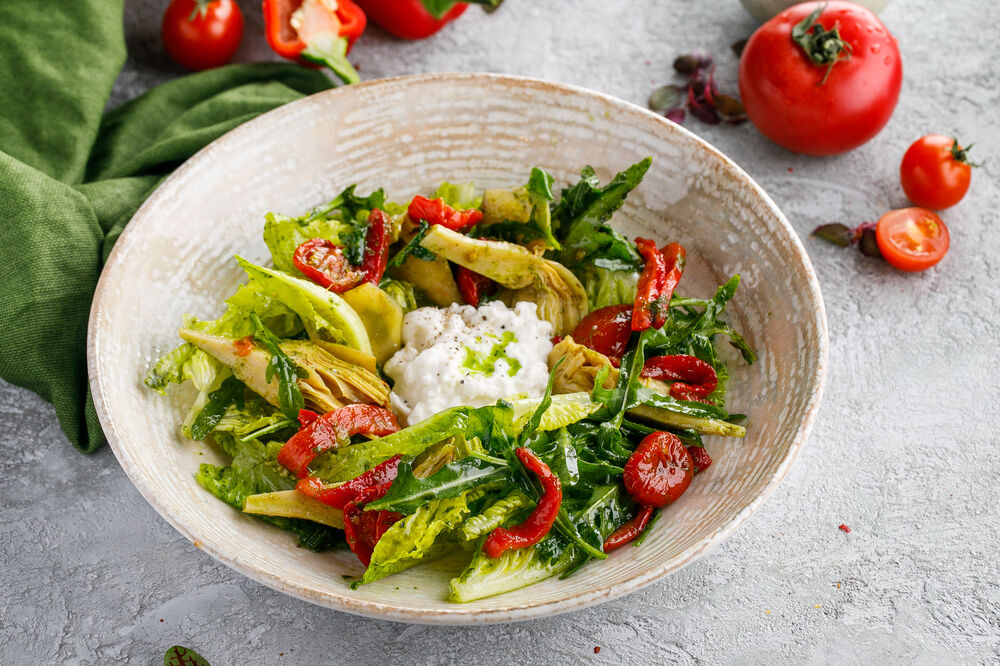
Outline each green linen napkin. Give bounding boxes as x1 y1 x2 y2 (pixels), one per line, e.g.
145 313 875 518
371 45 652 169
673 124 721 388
0 1 333 453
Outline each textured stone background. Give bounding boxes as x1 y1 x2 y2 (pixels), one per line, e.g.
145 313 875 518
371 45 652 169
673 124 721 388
2 0 999 663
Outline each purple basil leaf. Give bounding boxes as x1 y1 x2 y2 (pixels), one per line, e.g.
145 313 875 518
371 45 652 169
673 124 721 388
664 108 686 124
812 223 853 247
857 228 883 259
673 54 699 75
714 93 745 118
687 97 720 124
649 85 684 113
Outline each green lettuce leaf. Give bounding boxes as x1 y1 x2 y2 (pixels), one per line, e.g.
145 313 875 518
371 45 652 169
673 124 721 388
361 487 489 584
263 213 353 274
449 537 577 602
458 488 532 543
579 265 639 310
432 181 481 209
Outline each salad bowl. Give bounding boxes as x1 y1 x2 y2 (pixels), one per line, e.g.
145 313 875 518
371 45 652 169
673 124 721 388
88 72 827 624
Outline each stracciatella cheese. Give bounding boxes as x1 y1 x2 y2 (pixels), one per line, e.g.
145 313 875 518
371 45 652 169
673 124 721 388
385 301 554 426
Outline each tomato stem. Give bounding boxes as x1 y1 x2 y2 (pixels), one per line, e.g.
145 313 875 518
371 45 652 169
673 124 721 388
950 139 979 168
791 3 853 85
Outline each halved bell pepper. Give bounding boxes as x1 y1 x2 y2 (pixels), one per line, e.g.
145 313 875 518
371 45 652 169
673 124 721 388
263 0 366 84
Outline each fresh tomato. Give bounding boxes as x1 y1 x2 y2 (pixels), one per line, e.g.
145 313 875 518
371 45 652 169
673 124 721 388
570 305 633 360
623 432 693 508
900 135 975 210
357 0 469 40
293 238 364 292
161 0 244 71
874 208 950 272
739 1 902 155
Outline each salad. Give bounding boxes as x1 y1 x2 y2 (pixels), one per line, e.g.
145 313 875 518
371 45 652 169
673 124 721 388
145 158 754 602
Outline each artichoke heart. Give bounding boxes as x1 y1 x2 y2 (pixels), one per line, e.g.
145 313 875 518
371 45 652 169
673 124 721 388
420 226 588 334
179 329 390 413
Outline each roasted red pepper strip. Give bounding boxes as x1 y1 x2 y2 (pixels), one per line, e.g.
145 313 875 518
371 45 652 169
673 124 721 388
293 238 364 292
483 448 562 558
455 265 497 306
641 354 718 401
359 208 390 285
342 482 401 566
631 240 686 331
278 404 400 478
603 505 655 552
296 455 402 509
297 409 320 426
687 446 712 474
262 0 365 84
407 195 483 231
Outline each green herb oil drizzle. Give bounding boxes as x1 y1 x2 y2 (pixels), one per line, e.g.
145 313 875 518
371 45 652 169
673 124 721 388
462 331 521 377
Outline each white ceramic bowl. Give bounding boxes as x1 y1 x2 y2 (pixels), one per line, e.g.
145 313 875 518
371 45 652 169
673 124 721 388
88 73 827 624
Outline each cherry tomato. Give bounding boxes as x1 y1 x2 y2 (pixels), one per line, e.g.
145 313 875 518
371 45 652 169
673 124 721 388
356 0 468 40
570 305 633 360
874 208 950 272
292 238 364 292
739 1 902 155
161 0 244 71
623 432 693 508
900 135 974 210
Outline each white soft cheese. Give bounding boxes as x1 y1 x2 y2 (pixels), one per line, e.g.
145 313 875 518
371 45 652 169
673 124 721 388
384 301 554 426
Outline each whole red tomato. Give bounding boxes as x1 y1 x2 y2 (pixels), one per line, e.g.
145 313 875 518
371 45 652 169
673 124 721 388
162 0 244 71
739 1 902 155
357 0 468 40
900 135 975 210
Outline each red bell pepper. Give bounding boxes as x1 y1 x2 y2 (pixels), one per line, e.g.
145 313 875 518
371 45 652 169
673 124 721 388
293 238 364 292
262 0 366 84
342 482 401 566
277 403 400 478
483 448 562 558
641 354 718 401
357 0 502 40
296 454 402 509
603 505 654 552
455 265 497 306
407 195 483 231
631 239 686 332
359 208 390 285
297 408 320 425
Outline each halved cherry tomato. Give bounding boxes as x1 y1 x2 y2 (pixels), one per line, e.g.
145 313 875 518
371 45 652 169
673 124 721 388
570 305 632 360
407 195 483 230
161 0 244 71
623 432 693 508
277 404 400 478
874 208 950 272
900 135 975 210
293 238 364 292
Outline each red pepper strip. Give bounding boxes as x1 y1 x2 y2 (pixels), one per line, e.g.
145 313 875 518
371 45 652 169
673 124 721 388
641 354 718 401
278 404 400 478
631 238 667 331
407 195 484 231
659 241 686 314
296 455 402 509
342 482 402 566
687 446 712 474
359 208 390 285
483 448 562 558
262 0 366 84
293 238 364 292
455 265 497 306
603 505 655 552
356 0 468 40
298 409 320 426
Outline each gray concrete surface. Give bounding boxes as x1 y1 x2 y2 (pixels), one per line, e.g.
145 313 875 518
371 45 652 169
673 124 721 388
3 0 999 663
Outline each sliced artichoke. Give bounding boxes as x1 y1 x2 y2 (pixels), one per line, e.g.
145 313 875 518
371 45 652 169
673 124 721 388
387 254 462 307
547 336 745 438
340 282 403 365
179 329 390 413
420 226 589 334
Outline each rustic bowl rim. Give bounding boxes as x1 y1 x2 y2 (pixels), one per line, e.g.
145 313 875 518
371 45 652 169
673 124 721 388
88 72 828 624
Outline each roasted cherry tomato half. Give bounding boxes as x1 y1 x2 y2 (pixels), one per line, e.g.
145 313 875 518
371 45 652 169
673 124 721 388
874 208 950 272
570 305 633 360
623 431 693 508
293 238 364 292
900 135 975 210
161 0 244 71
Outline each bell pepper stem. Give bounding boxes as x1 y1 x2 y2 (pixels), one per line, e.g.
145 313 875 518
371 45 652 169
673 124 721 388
300 33 361 85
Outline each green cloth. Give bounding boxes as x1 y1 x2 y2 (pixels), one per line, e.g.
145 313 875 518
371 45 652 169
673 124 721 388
0 1 334 453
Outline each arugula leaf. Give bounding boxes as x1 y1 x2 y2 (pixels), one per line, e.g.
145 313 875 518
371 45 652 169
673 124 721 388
387 221 435 267
188 375 245 440
366 457 510 514
525 167 561 250
591 328 652 427
249 312 306 419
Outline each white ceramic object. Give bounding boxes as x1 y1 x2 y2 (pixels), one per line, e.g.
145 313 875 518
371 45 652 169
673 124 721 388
739 0 891 23
88 73 828 624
